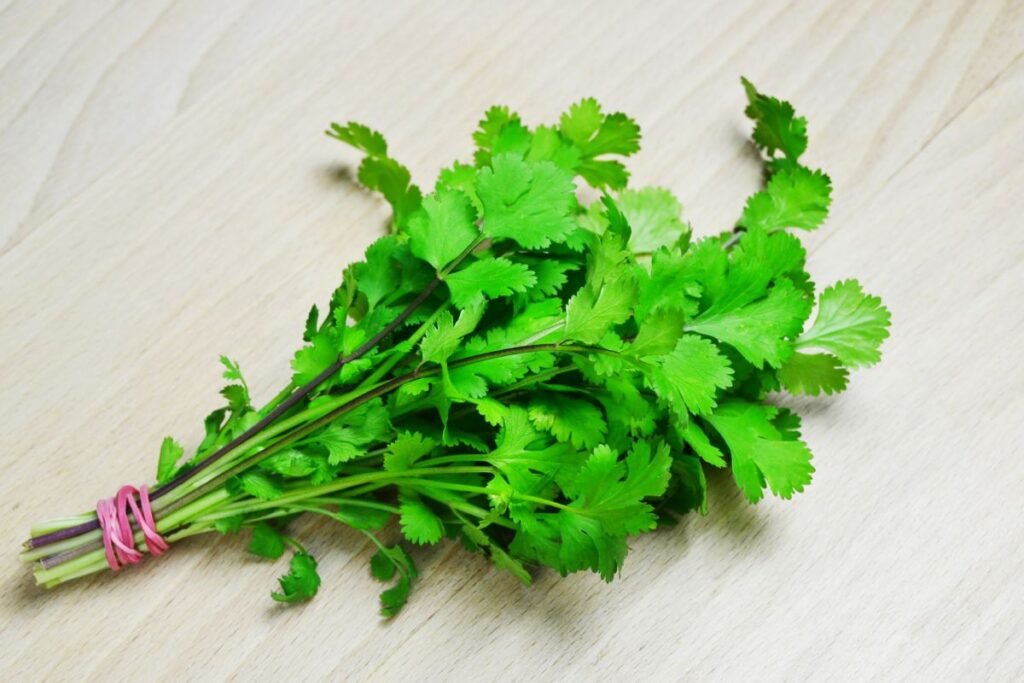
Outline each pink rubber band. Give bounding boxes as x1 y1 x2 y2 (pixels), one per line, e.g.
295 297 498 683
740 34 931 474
96 484 169 571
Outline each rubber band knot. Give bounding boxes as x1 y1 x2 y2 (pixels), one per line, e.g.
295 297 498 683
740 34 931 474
96 485 169 571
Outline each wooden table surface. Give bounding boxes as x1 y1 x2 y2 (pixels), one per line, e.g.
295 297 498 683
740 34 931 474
1 1 1022 681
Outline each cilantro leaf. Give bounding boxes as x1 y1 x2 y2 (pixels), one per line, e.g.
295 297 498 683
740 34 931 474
437 162 482 212
327 121 388 157
408 189 479 270
477 154 578 248
797 279 891 367
521 440 671 581
156 436 184 484
419 303 486 365
526 125 581 171
706 401 814 502
399 494 445 545
559 98 641 189
688 278 812 368
312 400 392 464
272 552 321 603
259 449 319 478
680 421 725 467
517 257 578 298
634 247 701 323
290 328 340 386
618 187 689 252
236 471 283 501
740 165 832 233
473 106 531 166
528 392 607 449
384 432 437 472
630 310 686 357
328 122 422 231
563 275 636 344
444 257 535 308
777 352 849 396
643 334 734 417
360 158 422 231
741 77 808 161
354 236 402 312
369 544 417 617
303 305 319 342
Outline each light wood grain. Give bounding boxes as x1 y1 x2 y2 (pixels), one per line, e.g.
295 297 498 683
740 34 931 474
1 1 1022 681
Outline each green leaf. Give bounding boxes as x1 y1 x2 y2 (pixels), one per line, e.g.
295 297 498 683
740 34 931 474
357 156 423 231
195 407 227 456
526 125 580 171
384 432 437 472
238 471 283 501
559 98 641 190
564 266 637 344
355 236 402 312
327 121 388 157
559 98 605 149
706 401 814 503
618 187 688 252
419 303 486 365
328 123 422 231
444 257 535 308
777 352 849 396
797 279 891 367
473 106 531 166
369 544 417 617
213 515 244 535
399 494 445 545
740 166 832 233
741 77 808 161
489 543 534 585
630 310 686 357
313 400 392 464
370 548 397 581
248 523 286 559
634 247 701 323
259 449 319 478
518 257 579 298
528 393 608 449
559 440 672 579
272 552 321 603
485 405 583 502
219 355 244 382
688 278 812 368
437 162 482 212
477 154 578 249
156 436 184 484
643 334 733 417
301 305 317 342
408 189 479 270
290 328 339 386
680 421 725 467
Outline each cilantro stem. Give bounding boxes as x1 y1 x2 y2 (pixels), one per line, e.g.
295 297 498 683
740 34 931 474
30 342 609 573
29 239 487 552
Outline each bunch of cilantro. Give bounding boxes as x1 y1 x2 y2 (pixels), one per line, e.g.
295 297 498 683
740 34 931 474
24 79 889 617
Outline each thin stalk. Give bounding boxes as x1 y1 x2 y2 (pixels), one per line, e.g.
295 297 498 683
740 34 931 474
28 236 486 551
32 341 607 576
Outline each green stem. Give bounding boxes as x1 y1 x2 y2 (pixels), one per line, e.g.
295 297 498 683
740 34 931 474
33 341 611 580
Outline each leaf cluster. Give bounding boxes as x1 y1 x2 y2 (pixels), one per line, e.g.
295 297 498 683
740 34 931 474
166 80 889 615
